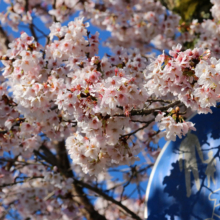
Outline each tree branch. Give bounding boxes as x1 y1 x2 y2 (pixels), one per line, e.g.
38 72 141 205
115 100 181 117
52 0 58 22
120 119 154 140
55 141 107 220
74 179 142 220
0 26 10 49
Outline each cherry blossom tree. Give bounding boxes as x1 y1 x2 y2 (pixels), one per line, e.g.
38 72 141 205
0 0 219 219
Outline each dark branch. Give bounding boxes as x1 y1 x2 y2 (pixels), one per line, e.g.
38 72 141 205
115 100 181 117
0 26 10 49
75 179 142 220
120 119 154 140
42 141 108 220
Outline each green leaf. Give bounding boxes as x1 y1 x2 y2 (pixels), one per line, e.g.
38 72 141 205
160 0 212 22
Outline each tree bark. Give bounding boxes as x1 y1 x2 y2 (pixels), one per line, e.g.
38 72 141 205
55 141 107 220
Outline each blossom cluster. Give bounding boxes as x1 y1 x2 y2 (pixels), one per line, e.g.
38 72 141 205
155 111 196 141
2 0 220 57
0 166 80 220
82 0 180 53
1 0 220 219
146 44 220 114
0 0 181 54
0 0 50 31
1 16 211 176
